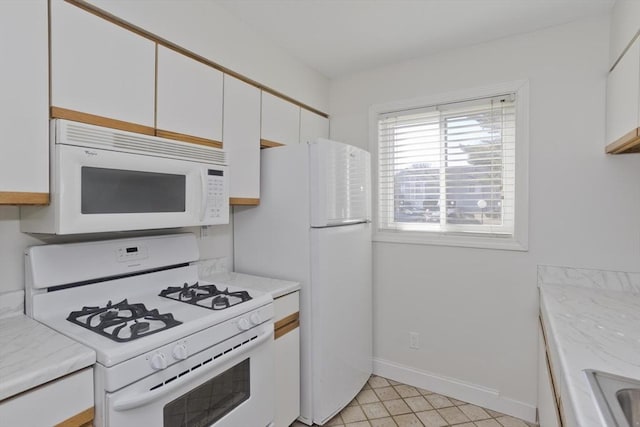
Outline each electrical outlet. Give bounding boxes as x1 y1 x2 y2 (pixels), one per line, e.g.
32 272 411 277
409 332 419 349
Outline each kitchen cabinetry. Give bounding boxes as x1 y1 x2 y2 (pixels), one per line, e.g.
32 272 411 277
605 0 640 154
0 0 49 205
300 109 330 143
156 46 223 146
537 319 562 427
223 75 261 205
50 0 156 134
0 368 94 426
261 91 301 147
606 36 640 153
274 291 301 427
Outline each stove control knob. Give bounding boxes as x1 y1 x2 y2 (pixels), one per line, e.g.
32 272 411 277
250 312 262 325
150 353 168 370
238 317 251 331
172 344 188 361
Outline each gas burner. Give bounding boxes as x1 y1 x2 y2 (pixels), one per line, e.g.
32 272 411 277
160 282 252 310
67 299 182 343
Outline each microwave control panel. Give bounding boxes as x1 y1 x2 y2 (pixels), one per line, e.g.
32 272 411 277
204 169 227 223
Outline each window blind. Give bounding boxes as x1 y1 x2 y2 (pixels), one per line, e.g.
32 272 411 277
377 94 516 236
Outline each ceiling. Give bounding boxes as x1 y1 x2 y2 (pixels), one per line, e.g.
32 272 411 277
215 0 614 78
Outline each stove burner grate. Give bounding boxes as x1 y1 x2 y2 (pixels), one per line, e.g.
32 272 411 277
67 299 182 343
160 282 252 310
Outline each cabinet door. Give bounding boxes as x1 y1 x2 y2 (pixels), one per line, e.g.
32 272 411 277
50 0 155 131
300 109 329 144
261 91 300 146
156 46 223 144
223 75 261 203
0 0 48 204
537 325 561 427
606 37 640 151
275 327 300 427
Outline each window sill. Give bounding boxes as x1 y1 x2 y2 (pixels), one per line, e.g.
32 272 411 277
373 230 528 251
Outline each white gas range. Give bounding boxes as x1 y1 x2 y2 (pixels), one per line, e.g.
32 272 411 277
25 233 275 427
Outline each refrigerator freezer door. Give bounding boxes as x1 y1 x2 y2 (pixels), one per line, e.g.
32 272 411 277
310 139 371 227
310 222 373 424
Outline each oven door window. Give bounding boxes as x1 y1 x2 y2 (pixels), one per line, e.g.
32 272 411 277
81 167 186 214
164 359 250 427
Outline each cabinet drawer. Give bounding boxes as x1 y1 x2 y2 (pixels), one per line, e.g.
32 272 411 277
0 367 93 426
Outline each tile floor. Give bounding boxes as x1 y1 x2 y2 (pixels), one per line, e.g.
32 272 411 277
291 375 535 427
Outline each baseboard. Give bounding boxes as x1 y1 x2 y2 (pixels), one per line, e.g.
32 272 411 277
373 358 537 424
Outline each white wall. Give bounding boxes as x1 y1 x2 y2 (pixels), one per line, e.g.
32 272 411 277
329 15 640 421
84 0 330 112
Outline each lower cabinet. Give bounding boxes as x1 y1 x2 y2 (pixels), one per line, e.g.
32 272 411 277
538 320 562 427
274 291 301 427
0 367 94 426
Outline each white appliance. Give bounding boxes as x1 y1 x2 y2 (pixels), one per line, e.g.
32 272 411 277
234 139 372 425
20 119 229 234
25 233 274 427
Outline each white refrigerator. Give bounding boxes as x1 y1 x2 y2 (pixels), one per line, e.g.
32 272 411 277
234 139 372 425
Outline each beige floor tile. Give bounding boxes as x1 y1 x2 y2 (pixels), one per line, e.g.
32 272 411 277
382 398 413 416
290 422 309 427
325 413 345 426
424 394 454 409
356 389 381 404
437 406 471 424
417 387 434 395
403 395 433 412
361 402 390 419
449 397 467 405
415 410 448 427
485 408 505 418
454 423 475 427
347 398 360 407
475 419 502 427
392 413 423 427
495 415 530 427
341 405 368 423
375 386 402 401
345 421 371 427
393 384 421 398
458 404 491 421
387 379 401 386
369 417 398 427
368 376 391 388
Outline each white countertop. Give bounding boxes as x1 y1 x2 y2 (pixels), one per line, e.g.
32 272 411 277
0 314 96 401
540 283 640 426
203 271 300 299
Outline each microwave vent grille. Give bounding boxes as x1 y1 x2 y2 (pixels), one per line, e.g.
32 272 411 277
62 122 226 165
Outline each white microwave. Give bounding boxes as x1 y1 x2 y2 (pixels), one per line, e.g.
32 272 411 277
21 119 229 234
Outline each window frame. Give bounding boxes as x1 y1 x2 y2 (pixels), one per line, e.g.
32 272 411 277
369 81 529 251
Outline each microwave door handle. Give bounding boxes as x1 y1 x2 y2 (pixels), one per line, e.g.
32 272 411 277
200 170 208 221
111 330 272 412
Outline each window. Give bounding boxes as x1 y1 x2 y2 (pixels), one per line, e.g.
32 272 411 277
372 82 528 250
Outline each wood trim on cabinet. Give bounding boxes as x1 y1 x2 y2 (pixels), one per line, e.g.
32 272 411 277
54 407 94 427
260 139 285 149
605 127 640 154
274 312 299 340
539 315 565 427
0 192 49 205
51 106 156 136
64 0 329 119
230 197 260 206
155 129 223 149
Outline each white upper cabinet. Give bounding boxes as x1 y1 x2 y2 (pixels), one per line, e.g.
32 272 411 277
609 0 640 68
223 75 261 202
606 37 640 150
0 0 49 203
300 109 329 144
261 91 301 146
156 46 223 143
50 0 155 129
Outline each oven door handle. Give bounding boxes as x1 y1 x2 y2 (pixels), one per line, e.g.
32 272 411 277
112 330 273 412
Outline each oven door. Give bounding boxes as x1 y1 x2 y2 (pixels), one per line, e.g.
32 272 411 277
104 328 274 427
54 144 228 234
